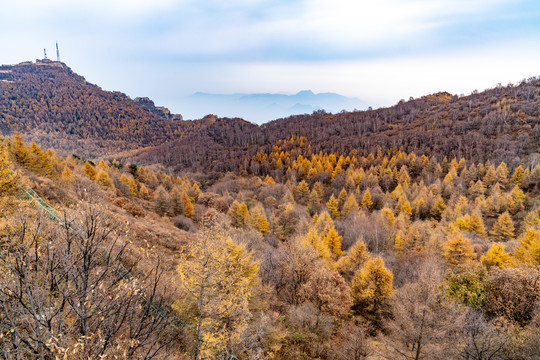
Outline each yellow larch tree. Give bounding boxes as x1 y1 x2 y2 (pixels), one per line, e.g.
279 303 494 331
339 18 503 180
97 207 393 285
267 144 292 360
95 169 114 190
481 243 511 268
183 192 194 218
361 188 373 210
514 228 540 266
175 218 259 360
83 161 96 180
443 235 476 267
490 211 515 241
351 257 393 324
326 194 340 218
323 227 344 258
0 142 19 197
337 239 371 281
342 193 360 216
510 165 525 187
302 228 331 261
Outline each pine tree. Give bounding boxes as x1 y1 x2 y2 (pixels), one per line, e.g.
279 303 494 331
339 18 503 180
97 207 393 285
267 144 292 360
443 235 476 266
490 211 515 241
351 257 393 324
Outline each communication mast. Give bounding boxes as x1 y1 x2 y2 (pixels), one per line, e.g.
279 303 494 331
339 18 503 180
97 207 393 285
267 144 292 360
56 42 60 62
44 48 47 59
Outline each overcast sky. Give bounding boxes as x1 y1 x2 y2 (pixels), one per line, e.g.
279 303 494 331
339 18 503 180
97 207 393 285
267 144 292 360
1 0 539 119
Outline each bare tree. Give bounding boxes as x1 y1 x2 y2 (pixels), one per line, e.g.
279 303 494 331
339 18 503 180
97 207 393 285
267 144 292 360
0 206 178 359
381 259 465 360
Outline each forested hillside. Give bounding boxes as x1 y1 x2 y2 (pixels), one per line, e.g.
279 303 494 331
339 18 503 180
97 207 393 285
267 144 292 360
137 79 540 172
1 132 539 359
0 60 203 157
1 62 540 359
2 61 539 172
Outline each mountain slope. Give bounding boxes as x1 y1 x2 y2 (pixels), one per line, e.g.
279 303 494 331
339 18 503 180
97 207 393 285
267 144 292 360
0 60 194 157
136 81 540 172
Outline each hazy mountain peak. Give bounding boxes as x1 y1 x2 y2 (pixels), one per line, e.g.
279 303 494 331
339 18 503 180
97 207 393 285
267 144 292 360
177 90 364 124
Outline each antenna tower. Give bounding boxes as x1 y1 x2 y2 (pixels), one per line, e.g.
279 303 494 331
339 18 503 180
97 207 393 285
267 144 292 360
56 42 60 62
44 48 47 59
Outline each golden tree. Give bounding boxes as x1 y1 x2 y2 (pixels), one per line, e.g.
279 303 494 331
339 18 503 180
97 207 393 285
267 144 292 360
490 211 515 241
510 165 525 187
342 192 360 216
84 161 96 180
326 194 340 218
95 169 114 190
0 142 19 196
351 257 393 324
514 228 540 266
183 192 194 218
361 189 373 209
481 243 511 268
175 218 259 360
294 180 310 204
323 227 344 258
443 235 476 267
337 239 370 281
139 184 150 200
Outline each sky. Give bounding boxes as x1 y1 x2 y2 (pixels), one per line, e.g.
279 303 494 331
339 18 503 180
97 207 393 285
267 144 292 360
1 0 540 122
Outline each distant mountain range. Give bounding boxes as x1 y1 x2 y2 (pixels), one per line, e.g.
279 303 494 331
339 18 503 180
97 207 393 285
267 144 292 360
176 90 365 124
